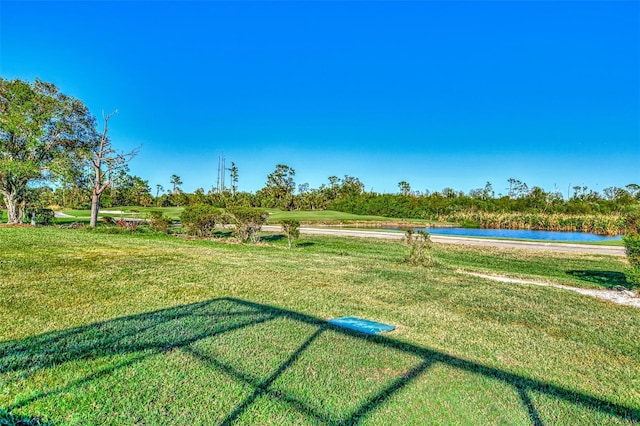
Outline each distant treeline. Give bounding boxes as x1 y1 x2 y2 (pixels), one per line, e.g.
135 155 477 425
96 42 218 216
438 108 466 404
325 189 635 219
18 164 639 235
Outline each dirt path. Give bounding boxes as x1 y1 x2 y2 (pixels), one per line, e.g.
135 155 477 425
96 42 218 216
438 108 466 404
464 272 639 308
54 210 130 219
53 211 75 218
262 226 625 256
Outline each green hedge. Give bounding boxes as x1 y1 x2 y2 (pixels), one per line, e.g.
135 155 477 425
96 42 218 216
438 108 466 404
179 205 224 237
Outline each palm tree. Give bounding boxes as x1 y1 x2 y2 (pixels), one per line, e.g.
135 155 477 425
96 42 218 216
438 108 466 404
170 175 182 195
155 184 164 206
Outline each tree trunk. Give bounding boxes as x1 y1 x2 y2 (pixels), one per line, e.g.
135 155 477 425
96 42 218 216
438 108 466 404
2 191 19 224
90 192 101 227
17 198 26 224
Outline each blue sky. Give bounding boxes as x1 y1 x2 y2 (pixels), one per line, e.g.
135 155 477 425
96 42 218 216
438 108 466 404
1 0 638 196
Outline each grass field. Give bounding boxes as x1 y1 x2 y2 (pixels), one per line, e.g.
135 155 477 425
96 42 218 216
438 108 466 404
59 206 184 220
56 207 432 225
0 227 638 424
51 207 623 246
265 209 433 225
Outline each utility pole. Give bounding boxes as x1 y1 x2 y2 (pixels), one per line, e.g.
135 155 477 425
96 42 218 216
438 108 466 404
216 152 226 193
215 155 219 193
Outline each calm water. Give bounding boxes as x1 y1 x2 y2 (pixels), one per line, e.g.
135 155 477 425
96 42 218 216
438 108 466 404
406 227 621 242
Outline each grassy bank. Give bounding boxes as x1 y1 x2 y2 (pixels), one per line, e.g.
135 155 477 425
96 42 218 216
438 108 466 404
443 211 625 236
266 209 434 226
0 227 638 424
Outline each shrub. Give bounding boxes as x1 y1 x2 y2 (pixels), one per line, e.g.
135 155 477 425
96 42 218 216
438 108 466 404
228 207 268 243
180 205 223 237
623 236 640 288
149 210 173 234
281 219 300 249
27 208 54 226
623 207 640 288
100 216 117 225
459 219 480 228
117 218 138 231
403 229 435 266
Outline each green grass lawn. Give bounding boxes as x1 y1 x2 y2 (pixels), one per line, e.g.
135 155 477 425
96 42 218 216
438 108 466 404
59 207 433 225
53 207 623 246
59 206 184 220
1 227 638 424
266 209 433 225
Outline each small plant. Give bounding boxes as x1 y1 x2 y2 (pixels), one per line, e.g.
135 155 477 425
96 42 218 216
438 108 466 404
117 218 138 231
180 205 223 237
100 216 117 225
403 229 435 266
228 207 268 243
149 210 173 234
281 219 300 249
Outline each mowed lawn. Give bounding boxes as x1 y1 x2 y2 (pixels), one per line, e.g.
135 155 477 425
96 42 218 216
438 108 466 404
0 227 638 425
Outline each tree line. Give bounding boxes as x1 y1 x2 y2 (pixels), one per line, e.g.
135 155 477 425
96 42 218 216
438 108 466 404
154 167 639 219
2 78 639 229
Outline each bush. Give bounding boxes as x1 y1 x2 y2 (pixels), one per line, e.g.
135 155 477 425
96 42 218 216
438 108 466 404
117 218 138 231
623 235 640 288
180 205 223 237
623 207 640 288
459 219 480 228
281 219 300 249
100 216 117 225
228 207 268 243
29 208 54 226
622 208 640 287
149 210 173 234
403 229 435 266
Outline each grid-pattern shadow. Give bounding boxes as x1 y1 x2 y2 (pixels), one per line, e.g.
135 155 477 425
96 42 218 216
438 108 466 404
1 298 637 425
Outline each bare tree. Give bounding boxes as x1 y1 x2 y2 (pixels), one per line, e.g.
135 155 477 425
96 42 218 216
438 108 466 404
89 111 136 227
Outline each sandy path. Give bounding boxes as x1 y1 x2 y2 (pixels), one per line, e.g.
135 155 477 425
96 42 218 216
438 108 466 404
464 272 639 308
53 211 75 218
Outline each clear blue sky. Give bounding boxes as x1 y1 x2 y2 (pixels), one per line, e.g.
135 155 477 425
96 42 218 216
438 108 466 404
1 0 638 196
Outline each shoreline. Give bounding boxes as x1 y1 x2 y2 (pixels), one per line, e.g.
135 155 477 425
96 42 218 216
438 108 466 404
261 225 626 256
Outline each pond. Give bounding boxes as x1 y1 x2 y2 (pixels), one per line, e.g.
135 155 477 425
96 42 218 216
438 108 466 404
405 227 622 242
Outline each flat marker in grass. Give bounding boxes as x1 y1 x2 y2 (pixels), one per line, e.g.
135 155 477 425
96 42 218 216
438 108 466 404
328 316 396 334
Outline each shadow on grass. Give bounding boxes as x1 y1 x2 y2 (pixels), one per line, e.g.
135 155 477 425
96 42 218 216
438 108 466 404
295 241 315 247
0 408 53 426
260 234 285 242
566 270 630 289
212 230 234 238
1 298 637 424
